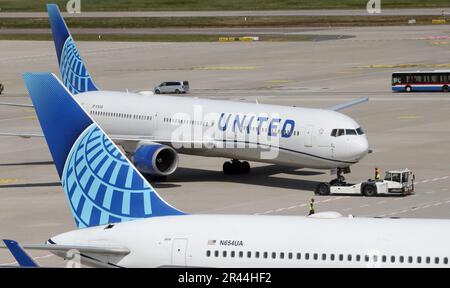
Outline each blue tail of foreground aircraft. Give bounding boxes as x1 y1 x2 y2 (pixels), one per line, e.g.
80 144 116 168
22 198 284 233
47 4 97 94
23 73 184 229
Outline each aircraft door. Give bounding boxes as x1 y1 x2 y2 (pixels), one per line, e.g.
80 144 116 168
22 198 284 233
171 238 188 266
317 128 334 158
304 125 313 147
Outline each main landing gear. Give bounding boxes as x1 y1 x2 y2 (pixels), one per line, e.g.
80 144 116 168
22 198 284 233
223 159 250 174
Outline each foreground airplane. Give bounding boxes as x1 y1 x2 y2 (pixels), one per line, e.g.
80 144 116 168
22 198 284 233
3 72 450 268
0 4 369 179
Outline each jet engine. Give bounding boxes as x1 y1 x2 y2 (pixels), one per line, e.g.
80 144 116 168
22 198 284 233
132 144 178 176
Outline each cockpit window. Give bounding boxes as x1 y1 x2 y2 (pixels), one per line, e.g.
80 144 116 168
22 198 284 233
331 129 345 137
332 128 361 137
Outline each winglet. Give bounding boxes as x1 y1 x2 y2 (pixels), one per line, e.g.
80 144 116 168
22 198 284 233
328 97 369 112
2 240 39 268
23 72 184 229
47 4 98 94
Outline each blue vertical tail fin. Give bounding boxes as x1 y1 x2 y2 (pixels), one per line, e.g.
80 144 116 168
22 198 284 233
23 73 184 229
47 4 98 94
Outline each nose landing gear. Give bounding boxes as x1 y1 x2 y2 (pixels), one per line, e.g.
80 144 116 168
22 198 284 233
223 159 250 174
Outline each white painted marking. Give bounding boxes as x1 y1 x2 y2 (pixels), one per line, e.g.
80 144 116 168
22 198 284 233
360 204 369 208
0 253 53 266
376 201 386 204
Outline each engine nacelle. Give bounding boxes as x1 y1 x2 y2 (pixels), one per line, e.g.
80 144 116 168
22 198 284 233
132 144 178 176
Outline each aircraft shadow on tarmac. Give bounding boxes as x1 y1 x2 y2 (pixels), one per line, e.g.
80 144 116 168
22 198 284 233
0 161 324 192
157 165 324 192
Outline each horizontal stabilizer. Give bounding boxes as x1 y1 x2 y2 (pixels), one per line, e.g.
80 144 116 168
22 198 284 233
23 244 130 256
2 239 39 268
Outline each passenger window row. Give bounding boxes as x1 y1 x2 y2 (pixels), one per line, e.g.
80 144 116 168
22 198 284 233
163 117 213 127
163 117 301 136
90 110 152 121
331 127 364 137
205 250 448 265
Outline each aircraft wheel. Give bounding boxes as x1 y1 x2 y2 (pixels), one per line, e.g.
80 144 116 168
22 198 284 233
315 183 330 196
223 161 233 174
231 160 242 174
241 161 250 174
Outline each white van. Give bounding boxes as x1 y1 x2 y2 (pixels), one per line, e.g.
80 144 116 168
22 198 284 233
154 81 189 94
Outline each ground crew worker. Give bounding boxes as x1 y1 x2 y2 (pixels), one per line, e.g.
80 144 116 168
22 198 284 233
375 167 381 181
0 83 4 95
308 198 315 216
337 168 345 183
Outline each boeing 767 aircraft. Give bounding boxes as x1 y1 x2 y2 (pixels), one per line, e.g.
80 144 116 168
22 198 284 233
1 72 449 268
0 4 369 180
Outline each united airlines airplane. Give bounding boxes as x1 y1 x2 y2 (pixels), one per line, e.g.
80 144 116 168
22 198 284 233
3 72 450 268
1 4 369 179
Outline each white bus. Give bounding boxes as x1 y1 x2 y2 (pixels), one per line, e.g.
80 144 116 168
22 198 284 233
392 70 450 92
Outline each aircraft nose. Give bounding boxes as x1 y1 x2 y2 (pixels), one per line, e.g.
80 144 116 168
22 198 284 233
354 136 369 161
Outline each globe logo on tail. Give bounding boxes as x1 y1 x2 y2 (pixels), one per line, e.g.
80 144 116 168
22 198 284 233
62 124 155 228
60 37 96 95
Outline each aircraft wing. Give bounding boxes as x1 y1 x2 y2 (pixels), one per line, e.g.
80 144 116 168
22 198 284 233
111 135 223 149
0 132 214 147
328 97 368 111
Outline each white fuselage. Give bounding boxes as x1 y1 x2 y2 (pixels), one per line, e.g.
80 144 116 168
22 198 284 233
76 91 369 169
51 214 450 268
